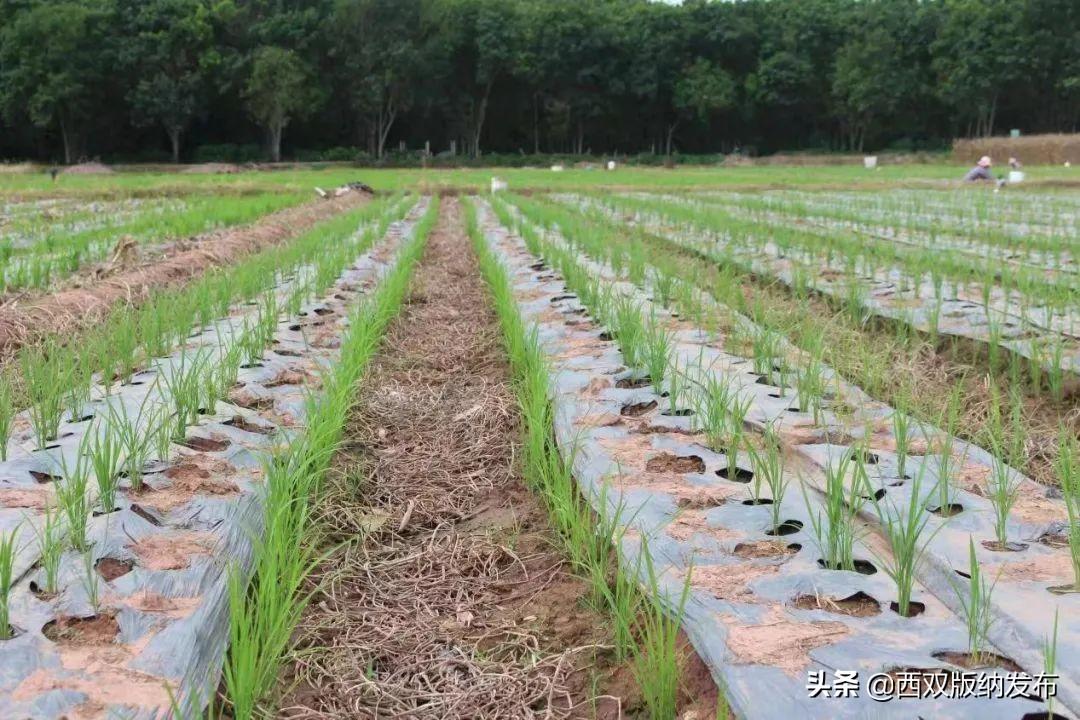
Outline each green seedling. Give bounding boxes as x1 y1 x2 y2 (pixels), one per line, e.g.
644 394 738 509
86 424 123 514
986 442 1021 548
35 503 63 595
0 528 17 638
698 374 734 453
871 460 942 617
951 538 998 665
891 408 913 480
0 379 13 460
1043 610 1060 717
613 297 646 369
747 428 788 531
1054 430 1080 592
23 344 68 449
159 349 211 440
665 360 685 417
805 450 866 572
55 451 91 552
106 395 159 492
82 548 100 612
644 319 673 393
631 540 691 720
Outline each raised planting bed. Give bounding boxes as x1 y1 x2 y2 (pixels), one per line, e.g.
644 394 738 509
571 192 1080 383
479 197 1077 719
0 199 429 718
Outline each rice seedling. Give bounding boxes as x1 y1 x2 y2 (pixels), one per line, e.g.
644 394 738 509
951 538 998 663
644 318 673 393
1054 430 1080 592
804 450 866 572
870 460 943 617
697 373 734 453
82 548 100 611
986 440 1021 548
631 540 691 720
55 450 92 552
86 423 123 514
23 343 68 449
723 392 753 482
613 297 646 369
665 360 686 416
35 503 63 595
0 528 17 638
1043 610 1060 717
0 379 13 461
159 349 211 440
891 405 913 480
748 428 788 530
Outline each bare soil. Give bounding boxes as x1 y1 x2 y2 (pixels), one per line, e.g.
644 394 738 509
0 193 366 360
277 199 718 718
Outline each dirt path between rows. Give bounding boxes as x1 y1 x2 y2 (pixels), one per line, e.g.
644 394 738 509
276 198 717 719
0 193 367 360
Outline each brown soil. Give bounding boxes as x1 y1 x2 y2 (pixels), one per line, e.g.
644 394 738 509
42 614 120 645
0 193 365 360
932 650 1024 672
645 452 706 474
95 557 134 582
126 530 214 571
791 591 881 617
278 199 718 718
733 540 799 559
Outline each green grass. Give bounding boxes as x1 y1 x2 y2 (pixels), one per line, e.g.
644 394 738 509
0 528 17 639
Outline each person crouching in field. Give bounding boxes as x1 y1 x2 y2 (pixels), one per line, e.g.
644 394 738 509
964 155 995 182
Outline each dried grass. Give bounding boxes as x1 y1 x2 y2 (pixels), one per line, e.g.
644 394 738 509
279 199 596 719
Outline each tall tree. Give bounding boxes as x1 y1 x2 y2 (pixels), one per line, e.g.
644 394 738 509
672 59 736 154
0 0 116 163
243 46 319 162
120 0 219 162
328 0 420 159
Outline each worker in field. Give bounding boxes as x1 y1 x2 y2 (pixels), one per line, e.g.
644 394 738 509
963 155 995 182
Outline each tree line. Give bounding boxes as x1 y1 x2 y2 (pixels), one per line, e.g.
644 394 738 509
1 0 1077 165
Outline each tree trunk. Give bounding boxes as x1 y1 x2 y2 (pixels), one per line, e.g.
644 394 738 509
269 123 283 163
60 117 73 165
471 79 493 158
167 126 182 163
533 92 540 154
665 122 678 156
376 103 397 160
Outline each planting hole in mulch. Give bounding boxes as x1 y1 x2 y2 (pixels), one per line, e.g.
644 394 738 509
932 650 1024 672
792 591 881 617
661 407 694 417
92 505 120 517
733 540 798 559
621 399 657 417
615 376 651 389
717 466 754 483
742 497 774 506
861 487 887 502
817 558 878 575
889 600 927 617
313 307 334 316
178 436 231 452
645 453 705 474
598 331 613 341
1022 713 1071 719
265 369 312 388
274 348 303 357
224 415 273 434
766 519 803 536
550 294 576 303
930 502 964 517
43 613 119 645
29 470 62 484
240 361 265 369
981 539 1029 552
96 557 134 581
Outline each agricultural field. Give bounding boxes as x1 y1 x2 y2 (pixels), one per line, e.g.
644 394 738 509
0 166 1077 719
